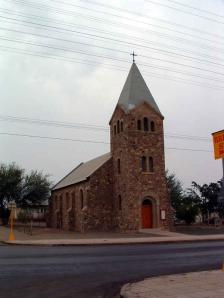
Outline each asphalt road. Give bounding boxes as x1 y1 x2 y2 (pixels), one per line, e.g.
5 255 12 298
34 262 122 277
1 241 224 298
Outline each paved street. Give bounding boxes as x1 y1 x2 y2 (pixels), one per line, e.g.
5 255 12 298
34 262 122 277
1 241 224 298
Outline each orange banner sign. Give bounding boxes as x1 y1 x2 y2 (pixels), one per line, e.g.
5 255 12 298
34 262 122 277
212 130 224 160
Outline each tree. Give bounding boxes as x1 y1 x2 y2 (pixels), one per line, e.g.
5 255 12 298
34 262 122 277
166 170 184 210
19 171 51 208
166 171 199 224
0 163 24 209
0 163 51 217
190 181 221 221
175 193 199 224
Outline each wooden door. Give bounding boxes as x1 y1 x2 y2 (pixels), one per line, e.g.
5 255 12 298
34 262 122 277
141 205 153 228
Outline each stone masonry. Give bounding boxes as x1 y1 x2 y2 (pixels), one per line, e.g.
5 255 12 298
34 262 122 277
49 62 172 232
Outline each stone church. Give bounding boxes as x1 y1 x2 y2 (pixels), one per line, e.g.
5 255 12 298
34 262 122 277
49 62 172 232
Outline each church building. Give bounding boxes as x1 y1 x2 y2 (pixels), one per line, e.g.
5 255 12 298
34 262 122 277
49 62 172 232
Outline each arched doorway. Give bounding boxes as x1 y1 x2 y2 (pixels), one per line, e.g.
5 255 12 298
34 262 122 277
141 199 153 228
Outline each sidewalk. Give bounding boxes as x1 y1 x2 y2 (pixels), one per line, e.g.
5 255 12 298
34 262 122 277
1 225 224 246
120 270 224 298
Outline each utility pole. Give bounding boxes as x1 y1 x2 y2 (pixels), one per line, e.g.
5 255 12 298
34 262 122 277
212 130 224 204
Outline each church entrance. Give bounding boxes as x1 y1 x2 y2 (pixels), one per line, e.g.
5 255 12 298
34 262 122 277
141 199 153 228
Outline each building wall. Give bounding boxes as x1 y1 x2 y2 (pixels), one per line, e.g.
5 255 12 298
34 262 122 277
110 102 172 230
49 102 172 232
50 159 113 232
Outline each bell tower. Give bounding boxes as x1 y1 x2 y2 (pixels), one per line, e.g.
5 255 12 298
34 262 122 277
110 62 171 230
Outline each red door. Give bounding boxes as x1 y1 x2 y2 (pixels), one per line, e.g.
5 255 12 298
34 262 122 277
141 205 153 228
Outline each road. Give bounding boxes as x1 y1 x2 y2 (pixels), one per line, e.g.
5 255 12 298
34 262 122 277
0 241 224 298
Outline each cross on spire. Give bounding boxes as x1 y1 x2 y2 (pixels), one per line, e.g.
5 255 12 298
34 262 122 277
130 51 137 63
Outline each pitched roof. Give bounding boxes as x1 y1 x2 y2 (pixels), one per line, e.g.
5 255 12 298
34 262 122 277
52 153 111 191
118 62 163 116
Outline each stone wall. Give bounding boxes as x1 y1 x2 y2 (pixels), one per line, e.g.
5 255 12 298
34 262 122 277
50 159 113 232
110 102 172 230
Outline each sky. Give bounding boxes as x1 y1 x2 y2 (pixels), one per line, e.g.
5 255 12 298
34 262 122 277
0 0 224 189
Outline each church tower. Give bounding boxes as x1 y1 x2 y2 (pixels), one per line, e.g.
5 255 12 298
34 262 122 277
110 62 171 230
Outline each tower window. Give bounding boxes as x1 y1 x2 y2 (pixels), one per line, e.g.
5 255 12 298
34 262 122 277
137 120 141 130
151 121 155 132
141 156 147 172
114 125 117 135
149 157 154 172
117 158 121 174
80 189 84 210
117 120 120 133
143 117 149 131
118 195 122 210
120 121 123 132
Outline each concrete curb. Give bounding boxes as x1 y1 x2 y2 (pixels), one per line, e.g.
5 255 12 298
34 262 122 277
120 270 224 298
3 235 224 246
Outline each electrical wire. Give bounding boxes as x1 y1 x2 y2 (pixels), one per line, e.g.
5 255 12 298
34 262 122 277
144 0 224 25
1 44 224 91
0 114 211 142
4 0 224 46
1 14 224 70
165 0 224 19
0 132 212 152
2 7 224 63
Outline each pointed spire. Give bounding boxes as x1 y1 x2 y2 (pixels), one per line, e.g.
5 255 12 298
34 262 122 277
118 63 163 116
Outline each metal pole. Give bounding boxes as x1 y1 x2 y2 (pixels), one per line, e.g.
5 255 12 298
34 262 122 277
222 158 224 181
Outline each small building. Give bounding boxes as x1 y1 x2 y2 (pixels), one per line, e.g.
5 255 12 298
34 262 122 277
49 62 172 232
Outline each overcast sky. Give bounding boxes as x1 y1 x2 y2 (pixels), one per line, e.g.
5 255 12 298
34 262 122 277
1 0 224 188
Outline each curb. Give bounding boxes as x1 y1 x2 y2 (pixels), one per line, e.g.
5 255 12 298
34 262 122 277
3 236 224 246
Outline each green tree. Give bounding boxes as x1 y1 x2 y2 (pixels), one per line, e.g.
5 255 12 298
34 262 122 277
175 193 199 224
0 163 24 209
166 170 184 210
19 171 51 208
166 171 199 224
0 163 51 213
190 181 221 221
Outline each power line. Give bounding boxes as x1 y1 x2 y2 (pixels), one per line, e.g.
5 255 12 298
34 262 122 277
51 0 224 41
4 0 224 47
2 35 224 85
2 14 224 70
1 44 224 91
165 0 224 19
0 132 212 152
0 114 211 142
3 10 224 66
144 0 224 25
1 26 224 79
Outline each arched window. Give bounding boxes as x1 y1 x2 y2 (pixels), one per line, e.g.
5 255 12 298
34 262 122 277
149 157 154 172
60 195 63 210
120 121 123 132
137 120 141 130
118 195 122 210
114 125 117 135
80 189 84 210
86 190 89 207
57 196 60 210
151 121 155 132
71 192 75 209
117 158 121 174
66 193 70 209
141 156 147 172
117 120 120 133
54 195 58 209
143 117 149 131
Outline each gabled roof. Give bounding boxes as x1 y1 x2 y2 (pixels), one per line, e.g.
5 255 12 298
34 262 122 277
118 62 163 116
52 153 111 191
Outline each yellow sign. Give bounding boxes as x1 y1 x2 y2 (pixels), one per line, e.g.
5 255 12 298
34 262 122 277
212 130 224 160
